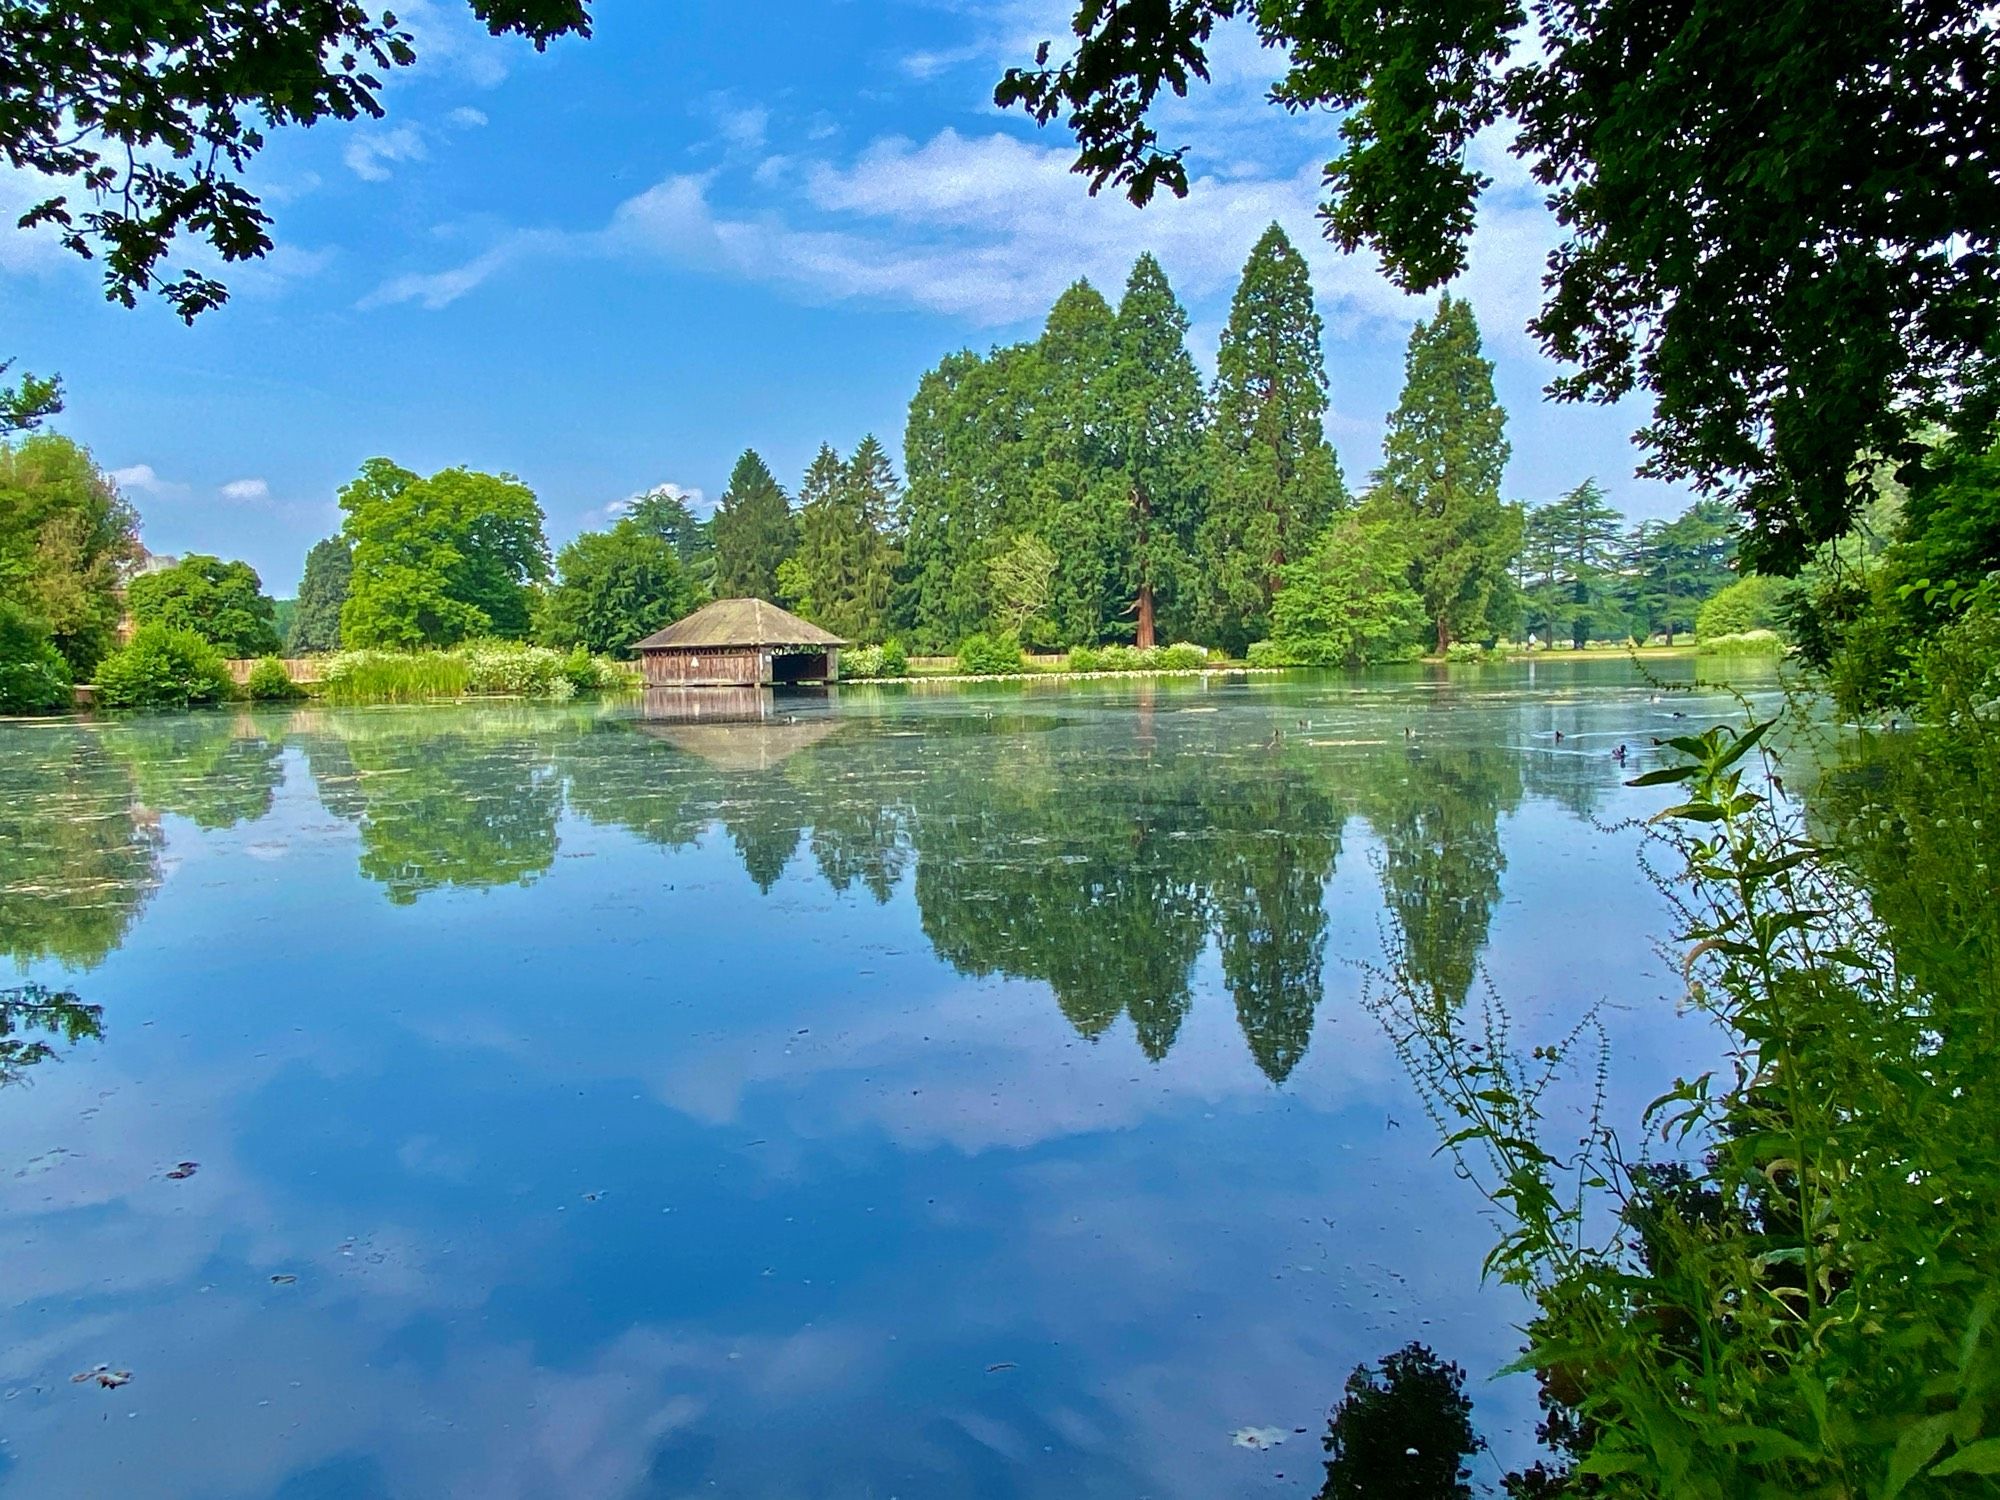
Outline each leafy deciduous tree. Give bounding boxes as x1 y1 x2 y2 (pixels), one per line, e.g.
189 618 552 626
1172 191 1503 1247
340 458 549 649
534 522 695 657
126 553 280 657
0 432 138 674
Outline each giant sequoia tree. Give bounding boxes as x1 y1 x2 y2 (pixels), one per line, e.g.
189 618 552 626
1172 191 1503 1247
1105 254 1206 647
999 0 2000 572
1201 223 1345 653
1375 296 1520 651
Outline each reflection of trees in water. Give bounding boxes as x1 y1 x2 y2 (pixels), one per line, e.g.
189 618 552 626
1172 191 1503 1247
102 712 285 829
299 713 564 905
0 983 103 1086
0 729 161 969
0 699 1531 1076
1361 747 1522 1017
559 709 1525 1082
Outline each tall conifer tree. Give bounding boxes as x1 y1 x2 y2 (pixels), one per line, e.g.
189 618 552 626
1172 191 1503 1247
1376 295 1521 651
1106 254 1205 647
1201 223 1345 653
711 449 796 601
288 536 351 653
787 441 900 642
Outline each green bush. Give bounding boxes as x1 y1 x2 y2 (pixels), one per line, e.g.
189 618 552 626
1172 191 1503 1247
94 624 232 709
1696 573 1793 640
1066 645 1102 673
878 639 909 678
454 640 574 699
1246 640 1296 668
842 644 885 679
320 650 471 704
0 600 74 714
957 632 1024 675
1444 641 1490 663
245 656 306 701
1696 628 1788 657
1157 641 1210 671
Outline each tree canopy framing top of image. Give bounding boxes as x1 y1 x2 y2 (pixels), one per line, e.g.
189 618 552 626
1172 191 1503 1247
0 0 593 320
996 0 2000 573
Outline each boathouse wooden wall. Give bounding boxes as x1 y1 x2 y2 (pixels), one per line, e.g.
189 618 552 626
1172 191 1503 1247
640 647 767 687
637 645 840 688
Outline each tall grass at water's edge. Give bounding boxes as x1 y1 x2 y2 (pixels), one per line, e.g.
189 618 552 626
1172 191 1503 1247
316 651 472 705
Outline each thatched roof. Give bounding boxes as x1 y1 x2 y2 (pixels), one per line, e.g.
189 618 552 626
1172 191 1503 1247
632 598 846 651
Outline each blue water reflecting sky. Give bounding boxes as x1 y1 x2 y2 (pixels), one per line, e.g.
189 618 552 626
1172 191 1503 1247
0 661 1782 1497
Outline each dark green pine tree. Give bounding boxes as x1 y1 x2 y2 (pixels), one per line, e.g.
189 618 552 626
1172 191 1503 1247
787 442 900 642
1376 294 1522 652
1200 223 1346 654
1106 253 1206 647
288 536 352 653
710 449 796 602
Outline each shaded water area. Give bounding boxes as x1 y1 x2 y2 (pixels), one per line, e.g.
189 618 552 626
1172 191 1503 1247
0 659 1782 1497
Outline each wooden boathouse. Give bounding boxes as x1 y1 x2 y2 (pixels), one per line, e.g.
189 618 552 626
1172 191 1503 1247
631 598 846 688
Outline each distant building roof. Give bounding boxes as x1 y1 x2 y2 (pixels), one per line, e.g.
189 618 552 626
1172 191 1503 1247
632 597 846 652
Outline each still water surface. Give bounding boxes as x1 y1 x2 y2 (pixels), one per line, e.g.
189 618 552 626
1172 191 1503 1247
0 661 1780 1497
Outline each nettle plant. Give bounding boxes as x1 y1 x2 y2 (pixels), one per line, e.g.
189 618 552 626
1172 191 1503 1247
1374 720 2000 1496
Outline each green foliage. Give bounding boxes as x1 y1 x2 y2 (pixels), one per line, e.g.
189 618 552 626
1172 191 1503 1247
126 552 281 656
1695 629 1787 658
0 0 590 319
1377 295 1520 651
1199 223 1346 652
0 432 138 674
1272 508 1427 666
1320 1343 1480 1500
244 656 304 701
789 439 901 641
339 458 550 649
1520 479 1628 648
318 651 471 705
998 0 1999 571
0 360 62 435
842 643 885 679
1695 574 1793 641
1373 696 2000 1495
1626 500 1739 644
957 632 1025 675
535 521 695 657
711 450 797 602
452 640 573 699
93 624 231 709
0 597 73 713
0 983 103 1088
621 485 716 593
1104 253 1207 646
878 638 908 677
288 536 351 653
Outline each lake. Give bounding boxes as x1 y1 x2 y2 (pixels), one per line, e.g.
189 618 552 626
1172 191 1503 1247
0 658 1783 1498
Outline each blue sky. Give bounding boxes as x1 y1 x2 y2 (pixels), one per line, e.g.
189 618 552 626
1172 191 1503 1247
0 1 1693 595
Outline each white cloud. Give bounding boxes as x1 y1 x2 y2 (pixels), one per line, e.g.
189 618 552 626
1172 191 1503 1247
110 463 189 498
446 106 490 129
714 102 769 152
344 124 429 182
220 477 271 503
